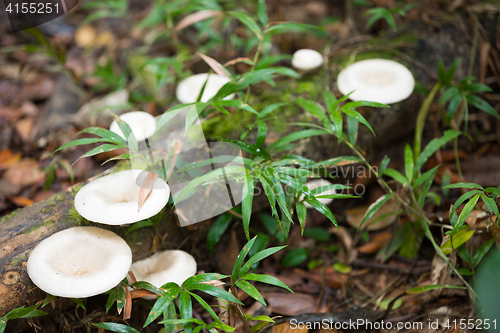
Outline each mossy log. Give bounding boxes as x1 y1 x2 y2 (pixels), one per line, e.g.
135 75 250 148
0 169 207 318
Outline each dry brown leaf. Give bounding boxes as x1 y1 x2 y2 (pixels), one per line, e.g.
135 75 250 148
0 149 22 169
357 232 393 254
218 229 240 275
224 57 253 67
271 322 308 333
295 266 349 289
15 117 34 142
123 286 132 320
137 172 159 212
174 10 222 33
4 158 44 187
345 197 400 231
199 53 230 78
11 196 34 207
263 292 316 316
130 289 157 299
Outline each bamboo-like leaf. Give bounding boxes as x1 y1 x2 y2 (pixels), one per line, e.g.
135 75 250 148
359 194 393 229
257 0 268 26
242 173 255 240
341 108 375 136
449 190 482 220
207 213 232 253
384 168 408 186
404 144 414 183
235 280 266 305
93 323 140 333
232 237 257 282
453 194 480 232
268 129 329 150
179 292 194 333
228 11 263 39
415 130 461 172
295 97 326 120
240 246 286 276
144 285 181 327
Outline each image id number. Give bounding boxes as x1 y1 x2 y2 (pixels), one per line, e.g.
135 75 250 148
5 2 59 14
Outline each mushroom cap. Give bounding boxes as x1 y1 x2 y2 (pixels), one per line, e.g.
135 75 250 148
292 49 324 71
109 111 156 142
131 250 197 289
27 227 132 298
337 59 415 104
176 73 234 104
301 179 336 209
74 169 170 225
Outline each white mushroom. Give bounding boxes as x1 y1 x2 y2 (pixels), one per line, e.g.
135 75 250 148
301 179 337 209
74 169 170 225
109 111 156 142
337 59 415 104
27 227 132 298
131 250 196 296
175 73 234 104
291 49 324 71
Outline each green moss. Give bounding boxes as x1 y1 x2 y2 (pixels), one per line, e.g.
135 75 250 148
21 219 53 235
112 160 132 173
71 184 83 193
66 207 86 225
1 209 20 223
55 193 65 202
9 253 27 267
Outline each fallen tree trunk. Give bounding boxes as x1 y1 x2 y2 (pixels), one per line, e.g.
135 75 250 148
0 167 202 318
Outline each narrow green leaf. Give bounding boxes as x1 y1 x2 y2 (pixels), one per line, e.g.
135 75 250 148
241 273 293 293
229 11 263 39
232 237 257 281
256 122 267 148
472 239 495 268
257 0 268 26
207 213 232 253
79 127 127 145
189 283 242 304
73 144 123 165
454 194 480 232
441 228 474 255
264 167 293 222
188 292 225 325
359 194 393 229
481 193 499 217
309 156 362 168
443 182 484 190
467 94 500 118
415 130 461 171
295 98 326 120
235 280 266 305
379 156 390 177
144 286 181 327
242 173 255 240
93 323 140 333
342 108 375 136
296 201 307 234
258 103 287 119
406 284 465 294
323 91 337 113
449 190 482 220
240 246 286 276
265 22 327 37
268 129 329 150
182 273 229 288
281 248 309 267
384 168 408 186
342 101 389 109
5 305 46 320
216 99 259 115
404 144 414 183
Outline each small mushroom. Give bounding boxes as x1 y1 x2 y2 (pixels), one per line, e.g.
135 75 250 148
292 49 324 71
27 227 132 298
109 111 156 142
74 169 170 225
337 59 415 104
176 73 234 104
131 250 196 297
301 179 337 209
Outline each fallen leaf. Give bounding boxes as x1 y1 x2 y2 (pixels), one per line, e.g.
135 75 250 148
11 196 34 207
4 158 45 187
174 10 222 33
357 232 393 254
0 179 22 197
0 149 22 169
199 53 231 78
263 292 316 316
15 117 34 142
271 322 308 333
294 266 349 288
138 172 159 212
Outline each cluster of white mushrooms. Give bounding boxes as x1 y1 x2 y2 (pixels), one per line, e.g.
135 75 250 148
27 49 416 298
27 112 197 299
